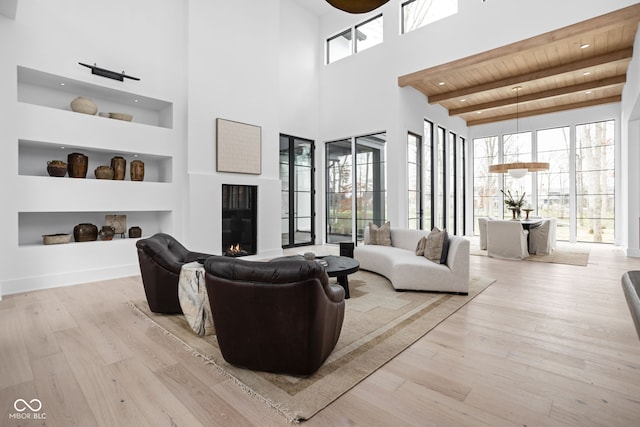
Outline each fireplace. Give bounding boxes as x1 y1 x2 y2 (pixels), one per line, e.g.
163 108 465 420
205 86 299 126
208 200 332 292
222 184 257 256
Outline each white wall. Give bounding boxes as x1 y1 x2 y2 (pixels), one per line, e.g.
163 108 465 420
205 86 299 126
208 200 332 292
0 0 188 295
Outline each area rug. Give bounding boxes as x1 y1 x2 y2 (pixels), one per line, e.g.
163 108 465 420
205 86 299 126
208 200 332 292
130 271 495 423
470 245 590 266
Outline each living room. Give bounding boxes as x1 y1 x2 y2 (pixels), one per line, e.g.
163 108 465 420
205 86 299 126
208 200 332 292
1 0 640 425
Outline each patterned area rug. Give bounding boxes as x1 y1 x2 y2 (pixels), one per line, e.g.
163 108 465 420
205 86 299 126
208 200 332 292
130 271 495 423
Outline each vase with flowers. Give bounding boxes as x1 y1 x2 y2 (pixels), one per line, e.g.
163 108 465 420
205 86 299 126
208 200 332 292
501 189 526 219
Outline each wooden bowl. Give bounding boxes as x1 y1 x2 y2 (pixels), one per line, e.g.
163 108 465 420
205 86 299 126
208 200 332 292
109 112 133 121
42 233 71 245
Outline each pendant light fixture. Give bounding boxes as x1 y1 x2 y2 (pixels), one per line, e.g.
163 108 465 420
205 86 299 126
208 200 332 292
489 86 549 178
325 0 390 14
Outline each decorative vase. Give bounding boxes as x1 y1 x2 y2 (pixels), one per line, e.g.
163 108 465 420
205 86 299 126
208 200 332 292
98 225 115 241
70 96 98 115
130 160 144 181
128 226 142 238
46 160 67 177
67 152 88 178
73 223 98 242
110 156 126 180
510 207 521 220
94 165 114 180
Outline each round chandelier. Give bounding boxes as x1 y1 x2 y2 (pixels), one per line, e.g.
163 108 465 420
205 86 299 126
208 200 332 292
325 0 390 14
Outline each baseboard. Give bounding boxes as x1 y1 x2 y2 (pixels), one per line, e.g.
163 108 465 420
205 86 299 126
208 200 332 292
0 263 140 297
627 248 640 258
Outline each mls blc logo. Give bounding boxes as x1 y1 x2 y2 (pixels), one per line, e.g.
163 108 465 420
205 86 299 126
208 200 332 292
9 398 46 420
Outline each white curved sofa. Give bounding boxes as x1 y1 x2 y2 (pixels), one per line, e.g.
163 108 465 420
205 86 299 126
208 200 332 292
353 227 470 294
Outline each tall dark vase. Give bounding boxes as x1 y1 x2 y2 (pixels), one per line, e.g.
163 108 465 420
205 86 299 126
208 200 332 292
73 223 98 242
67 152 88 178
111 156 126 180
130 160 145 181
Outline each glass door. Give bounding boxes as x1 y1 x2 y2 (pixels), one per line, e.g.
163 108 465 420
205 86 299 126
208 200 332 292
280 135 315 248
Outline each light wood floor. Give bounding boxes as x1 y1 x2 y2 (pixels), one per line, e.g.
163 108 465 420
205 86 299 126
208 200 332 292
1 242 640 426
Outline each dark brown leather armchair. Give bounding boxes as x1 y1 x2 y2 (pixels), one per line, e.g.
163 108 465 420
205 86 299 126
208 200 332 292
204 256 345 376
136 233 212 314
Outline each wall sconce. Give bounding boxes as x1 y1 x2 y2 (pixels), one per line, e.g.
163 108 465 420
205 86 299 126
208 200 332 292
79 62 140 82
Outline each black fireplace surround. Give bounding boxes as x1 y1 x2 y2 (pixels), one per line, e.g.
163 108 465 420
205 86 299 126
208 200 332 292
222 184 257 256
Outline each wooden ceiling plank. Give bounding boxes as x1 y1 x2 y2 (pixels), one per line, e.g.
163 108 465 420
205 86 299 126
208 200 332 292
466 95 621 126
398 4 640 87
449 75 626 115
427 48 632 103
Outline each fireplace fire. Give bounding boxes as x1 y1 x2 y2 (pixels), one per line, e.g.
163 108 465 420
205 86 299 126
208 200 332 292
225 243 249 257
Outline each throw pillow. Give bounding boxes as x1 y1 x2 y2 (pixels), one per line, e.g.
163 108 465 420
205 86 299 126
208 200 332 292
440 232 450 264
415 236 427 256
369 222 391 246
424 227 447 263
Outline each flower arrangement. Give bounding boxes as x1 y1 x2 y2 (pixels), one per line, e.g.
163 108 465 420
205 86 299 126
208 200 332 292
501 189 526 208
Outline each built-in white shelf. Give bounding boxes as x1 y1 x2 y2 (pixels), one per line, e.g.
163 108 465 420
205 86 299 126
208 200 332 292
17 65 173 128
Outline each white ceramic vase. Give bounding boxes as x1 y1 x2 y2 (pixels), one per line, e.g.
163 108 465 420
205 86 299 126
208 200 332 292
70 96 97 115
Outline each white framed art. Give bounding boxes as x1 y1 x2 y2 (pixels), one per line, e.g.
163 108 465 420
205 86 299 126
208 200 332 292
216 118 262 175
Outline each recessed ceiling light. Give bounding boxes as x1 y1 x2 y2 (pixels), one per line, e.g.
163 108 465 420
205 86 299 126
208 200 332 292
583 71 591 76
580 43 590 49
134 99 139 103
461 98 466 102
438 81 445 86
585 90 592 94
477 111 482 114
60 83 65 86
60 146 65 149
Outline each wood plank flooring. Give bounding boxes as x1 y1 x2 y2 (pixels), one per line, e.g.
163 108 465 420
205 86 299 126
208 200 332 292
1 242 639 426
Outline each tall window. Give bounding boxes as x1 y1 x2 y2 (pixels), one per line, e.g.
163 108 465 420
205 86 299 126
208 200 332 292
448 132 457 233
327 29 351 64
423 120 434 228
576 120 615 243
502 131 532 216
326 133 386 243
436 126 446 229
280 135 315 248
473 136 500 231
537 127 570 241
401 0 458 34
408 132 422 229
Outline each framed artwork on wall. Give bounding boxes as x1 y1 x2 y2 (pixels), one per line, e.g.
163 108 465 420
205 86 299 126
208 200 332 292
216 118 262 175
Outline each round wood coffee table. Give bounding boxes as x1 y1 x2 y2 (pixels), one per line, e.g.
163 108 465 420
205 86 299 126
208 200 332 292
274 255 359 299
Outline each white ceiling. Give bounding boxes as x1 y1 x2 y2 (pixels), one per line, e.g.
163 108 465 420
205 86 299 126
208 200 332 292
296 0 335 16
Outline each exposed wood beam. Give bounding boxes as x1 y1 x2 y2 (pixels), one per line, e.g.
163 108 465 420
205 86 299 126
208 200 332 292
428 49 632 103
449 75 627 116
466 95 621 126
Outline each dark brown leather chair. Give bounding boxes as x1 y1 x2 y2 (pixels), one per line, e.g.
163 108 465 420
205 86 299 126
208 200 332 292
136 233 212 314
204 256 345 376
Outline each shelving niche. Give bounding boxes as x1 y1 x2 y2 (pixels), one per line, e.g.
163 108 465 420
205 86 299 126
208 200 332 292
15 65 177 254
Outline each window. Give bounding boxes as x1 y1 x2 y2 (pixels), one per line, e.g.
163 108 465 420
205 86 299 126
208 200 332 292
537 127 570 241
327 15 384 64
402 0 458 34
408 132 421 229
327 29 351 64
576 120 615 243
280 135 315 248
326 133 386 243
472 120 616 243
473 136 500 233
356 15 383 53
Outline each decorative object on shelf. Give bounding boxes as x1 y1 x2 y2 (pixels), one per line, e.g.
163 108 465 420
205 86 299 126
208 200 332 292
523 208 534 220
502 189 526 219
70 96 98 115
98 112 110 118
216 118 261 175
111 156 126 180
73 223 98 242
325 0 390 13
98 225 115 241
128 226 142 238
46 160 67 177
105 214 127 238
67 152 88 178
42 233 71 245
109 112 133 122
130 159 145 181
94 165 115 180
78 62 140 82
303 252 316 260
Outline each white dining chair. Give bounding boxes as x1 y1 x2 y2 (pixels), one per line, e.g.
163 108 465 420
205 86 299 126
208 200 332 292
486 220 529 260
478 217 491 250
529 218 557 255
